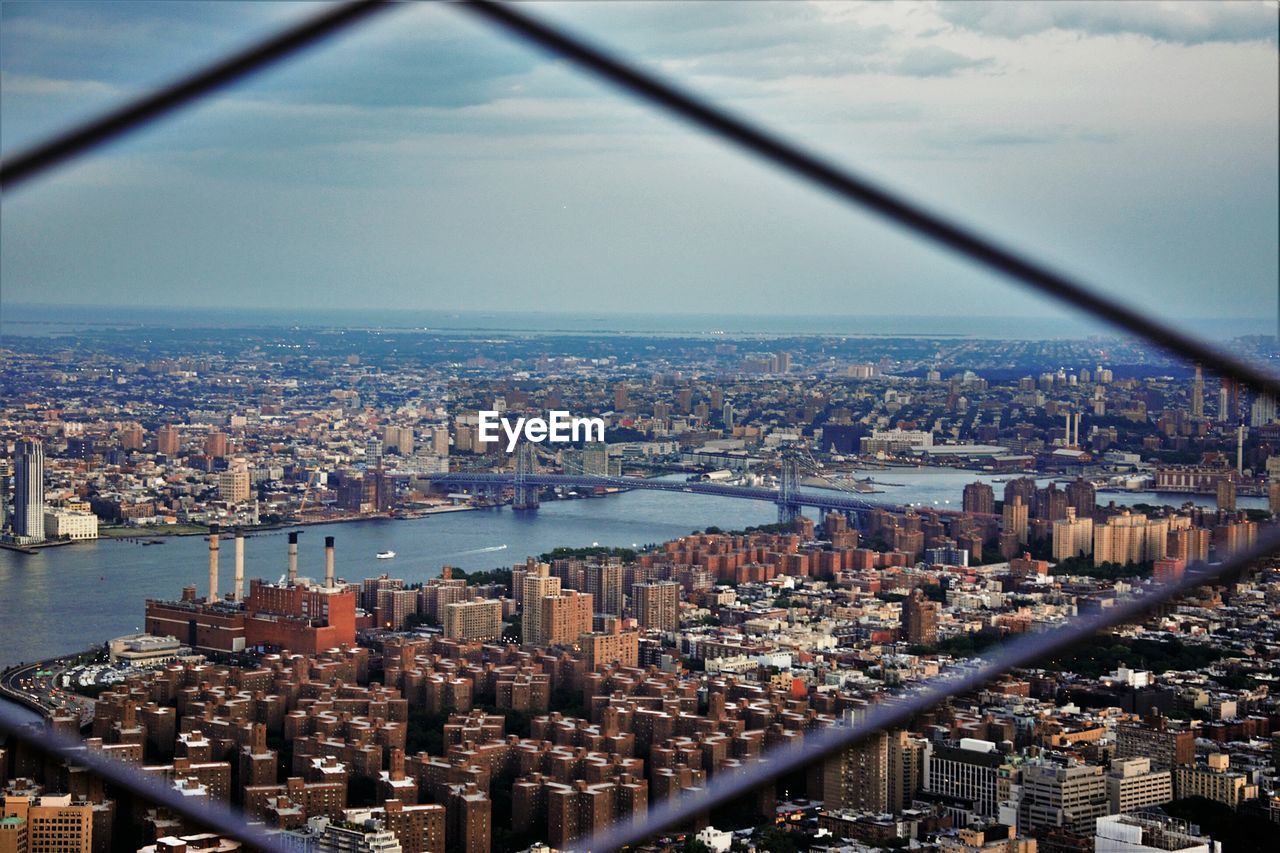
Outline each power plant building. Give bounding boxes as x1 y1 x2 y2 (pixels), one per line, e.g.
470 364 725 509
145 531 357 656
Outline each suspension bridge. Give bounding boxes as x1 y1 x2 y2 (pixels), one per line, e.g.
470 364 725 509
426 446 964 524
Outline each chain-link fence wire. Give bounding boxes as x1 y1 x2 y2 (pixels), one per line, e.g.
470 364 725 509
2 2 1277 850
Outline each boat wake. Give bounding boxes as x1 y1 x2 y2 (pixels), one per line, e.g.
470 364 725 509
443 544 509 557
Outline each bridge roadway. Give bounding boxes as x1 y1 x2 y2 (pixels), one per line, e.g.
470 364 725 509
426 472 972 519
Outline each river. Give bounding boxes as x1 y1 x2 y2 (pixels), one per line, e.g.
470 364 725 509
0 469 1259 666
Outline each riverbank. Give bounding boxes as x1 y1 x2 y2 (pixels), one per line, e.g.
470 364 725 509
94 504 479 541
0 538 82 555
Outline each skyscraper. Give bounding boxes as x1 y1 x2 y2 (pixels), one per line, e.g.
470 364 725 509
1190 365 1204 418
633 581 679 633
1002 494 1028 546
901 588 939 646
822 730 889 812
0 457 10 532
154 424 181 456
962 481 994 515
13 438 46 543
1052 508 1094 561
1065 477 1096 519
585 562 623 616
1216 477 1237 513
204 430 228 458
521 563 561 646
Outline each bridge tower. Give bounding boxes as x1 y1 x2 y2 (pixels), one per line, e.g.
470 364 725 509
513 441 539 511
777 453 802 524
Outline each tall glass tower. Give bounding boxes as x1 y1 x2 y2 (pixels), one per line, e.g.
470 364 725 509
14 438 45 543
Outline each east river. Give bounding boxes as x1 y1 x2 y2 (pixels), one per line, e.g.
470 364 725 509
0 468 1262 667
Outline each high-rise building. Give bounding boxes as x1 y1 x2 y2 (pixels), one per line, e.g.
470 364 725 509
578 442 610 477
1037 482 1069 521
1052 508 1093 561
118 424 145 451
962 481 995 515
1018 758 1107 837
888 730 926 814
155 425 181 456
444 599 503 642
520 563 561 646
1167 527 1211 563
430 425 450 456
1115 719 1195 771
218 466 251 504
1250 393 1276 427
13 438 46 543
923 739 1005 820
446 783 490 853
204 430 228 458
1172 753 1258 808
1219 377 1240 423
580 621 639 671
376 588 419 631
0 794 93 852
1106 757 1172 814
1002 495 1028 546
1216 477 1237 512
1190 365 1205 418
585 562 623 616
1003 477 1038 514
901 588 940 646
383 426 415 456
0 458 9 532
633 581 679 633
822 730 889 812
541 590 593 647
1065 477 1096 519
1093 512 1169 566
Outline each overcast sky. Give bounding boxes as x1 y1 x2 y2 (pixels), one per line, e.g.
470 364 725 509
1 1 1276 329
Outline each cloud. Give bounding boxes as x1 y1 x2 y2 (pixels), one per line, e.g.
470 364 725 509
894 45 992 77
937 0 1279 46
0 72 122 97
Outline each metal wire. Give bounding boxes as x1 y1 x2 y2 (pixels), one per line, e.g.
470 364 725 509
1 1 1277 850
461 0 1280 399
0 0 395 191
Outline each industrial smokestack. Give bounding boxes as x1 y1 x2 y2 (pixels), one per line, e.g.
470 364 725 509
325 536 335 588
1075 413 1082 448
208 524 220 602
234 529 245 602
288 531 299 585
1238 425 1245 475
1064 410 1071 447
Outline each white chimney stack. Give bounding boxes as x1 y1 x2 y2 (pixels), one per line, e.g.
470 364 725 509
325 536 335 588
208 524 220 602
288 531 299 585
234 530 245 602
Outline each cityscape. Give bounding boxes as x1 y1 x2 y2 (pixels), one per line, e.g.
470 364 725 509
2 318 1280 853
2 2 1278 853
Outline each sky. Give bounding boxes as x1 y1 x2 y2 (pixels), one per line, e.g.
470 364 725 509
1 1 1277 331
